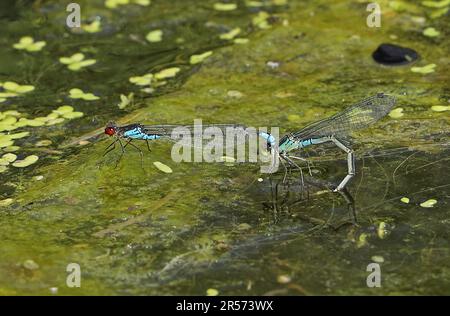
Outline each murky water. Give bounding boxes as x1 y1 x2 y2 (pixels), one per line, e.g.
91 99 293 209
0 0 449 295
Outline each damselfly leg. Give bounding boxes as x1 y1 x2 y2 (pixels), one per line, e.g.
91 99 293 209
103 139 119 157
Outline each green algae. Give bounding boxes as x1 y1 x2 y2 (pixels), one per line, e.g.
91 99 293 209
0 0 449 296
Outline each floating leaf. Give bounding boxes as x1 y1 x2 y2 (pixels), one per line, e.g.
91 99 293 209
213 3 237 11
234 38 249 44
377 222 389 239
423 27 440 37
60 53 96 71
46 118 66 126
105 0 130 9
2 153 17 163
206 288 219 296
389 107 404 118
36 140 52 147
411 63 437 74
0 165 7 173
9 132 29 139
2 81 35 95
220 27 241 40
129 74 153 86
0 136 14 148
371 255 384 263
13 36 46 52
133 0 151 5
252 11 271 29
146 30 163 42
69 88 100 101
12 155 39 168
53 105 74 115
190 51 213 65
277 275 291 284
118 93 134 109
400 197 410 203
154 67 181 79
153 161 173 173
62 111 84 119
431 105 450 112
4 146 20 152
82 20 102 33
246 1 264 7
420 199 437 208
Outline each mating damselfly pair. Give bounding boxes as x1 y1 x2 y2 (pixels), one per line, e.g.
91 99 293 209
103 93 396 191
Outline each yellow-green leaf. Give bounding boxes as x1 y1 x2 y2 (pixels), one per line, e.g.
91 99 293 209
146 30 163 42
389 107 404 118
154 67 181 79
411 63 437 74
423 27 440 37
12 155 39 168
153 161 173 173
431 105 450 112
420 199 437 208
220 27 241 40
214 3 237 11
190 51 213 64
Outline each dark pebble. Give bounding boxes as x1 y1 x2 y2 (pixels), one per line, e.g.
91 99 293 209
372 43 419 66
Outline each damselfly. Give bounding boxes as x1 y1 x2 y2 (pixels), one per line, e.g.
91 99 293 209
103 122 247 167
259 93 396 191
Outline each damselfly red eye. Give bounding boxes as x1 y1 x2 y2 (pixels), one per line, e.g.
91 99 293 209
105 126 116 136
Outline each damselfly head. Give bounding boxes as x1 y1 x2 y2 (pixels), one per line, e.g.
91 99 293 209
105 122 117 136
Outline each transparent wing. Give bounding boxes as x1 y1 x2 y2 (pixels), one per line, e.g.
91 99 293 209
142 124 251 148
292 93 396 140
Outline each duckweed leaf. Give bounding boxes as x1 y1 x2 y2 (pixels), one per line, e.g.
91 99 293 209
13 36 46 52
82 20 102 33
146 30 163 42
129 74 153 86
420 199 437 208
9 132 29 139
105 0 129 9
220 27 241 40
206 288 219 296
423 27 440 37
154 67 181 79
190 51 213 64
118 93 134 109
35 140 52 147
12 155 39 168
411 63 437 74
234 38 249 44
60 53 96 71
53 105 74 115
69 88 100 101
0 165 7 173
400 197 410 203
214 3 237 11
153 161 173 173
62 111 84 119
2 153 17 163
252 11 271 29
431 105 450 112
389 107 404 118
3 81 35 94
68 59 97 71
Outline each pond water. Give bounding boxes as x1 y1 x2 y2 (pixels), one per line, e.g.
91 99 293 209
0 0 449 295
